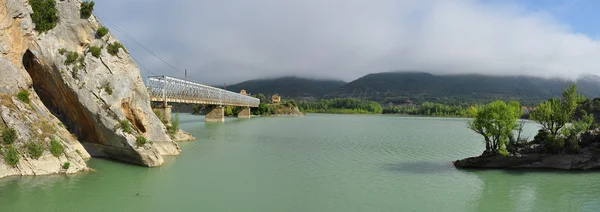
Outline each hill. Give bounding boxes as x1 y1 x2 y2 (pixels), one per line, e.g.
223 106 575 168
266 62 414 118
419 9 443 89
327 72 600 106
226 76 346 100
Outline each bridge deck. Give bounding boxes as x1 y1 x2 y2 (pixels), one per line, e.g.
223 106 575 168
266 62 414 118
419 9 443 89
146 76 259 107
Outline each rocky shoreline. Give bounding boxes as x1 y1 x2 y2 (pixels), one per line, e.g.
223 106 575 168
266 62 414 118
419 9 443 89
453 152 600 170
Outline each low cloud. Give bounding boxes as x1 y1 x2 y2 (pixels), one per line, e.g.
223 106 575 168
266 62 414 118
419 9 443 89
96 0 600 84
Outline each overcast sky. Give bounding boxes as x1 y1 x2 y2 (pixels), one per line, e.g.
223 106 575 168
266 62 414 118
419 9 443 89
94 0 600 85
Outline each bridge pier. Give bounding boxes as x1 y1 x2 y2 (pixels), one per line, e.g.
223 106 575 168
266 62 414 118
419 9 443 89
238 107 251 119
153 104 172 125
205 106 225 123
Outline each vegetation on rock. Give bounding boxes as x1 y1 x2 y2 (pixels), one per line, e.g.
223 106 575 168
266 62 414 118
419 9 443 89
102 82 113 95
89 46 102 58
64 52 79 65
58 48 67 55
62 162 70 169
135 136 147 147
2 128 17 145
96 26 109 37
80 1 95 19
107 42 126 56
3 145 19 167
17 90 30 104
50 138 64 157
116 120 133 134
26 140 44 159
29 0 59 32
167 113 180 136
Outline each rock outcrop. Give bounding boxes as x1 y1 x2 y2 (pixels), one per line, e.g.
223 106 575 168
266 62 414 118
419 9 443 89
453 153 600 170
0 0 183 178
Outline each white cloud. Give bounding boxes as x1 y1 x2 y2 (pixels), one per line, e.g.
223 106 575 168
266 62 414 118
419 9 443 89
96 0 600 84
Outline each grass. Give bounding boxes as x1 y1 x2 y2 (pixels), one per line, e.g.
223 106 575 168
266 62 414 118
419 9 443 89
50 138 64 157
29 0 58 32
80 1 95 19
3 145 19 167
62 162 70 169
2 128 17 145
117 120 132 134
17 90 30 104
89 46 102 58
26 140 44 159
107 42 126 56
103 82 113 95
96 26 109 37
136 136 147 147
64 51 79 65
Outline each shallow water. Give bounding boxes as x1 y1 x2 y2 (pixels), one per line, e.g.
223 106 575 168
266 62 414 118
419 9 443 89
1 114 600 212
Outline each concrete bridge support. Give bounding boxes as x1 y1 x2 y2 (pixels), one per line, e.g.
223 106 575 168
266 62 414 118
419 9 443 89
153 104 172 125
238 107 251 119
206 106 225 123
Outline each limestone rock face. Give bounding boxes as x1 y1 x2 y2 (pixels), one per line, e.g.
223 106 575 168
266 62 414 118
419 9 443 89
0 0 182 177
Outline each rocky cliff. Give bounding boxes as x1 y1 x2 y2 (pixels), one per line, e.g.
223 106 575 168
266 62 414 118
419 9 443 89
0 0 182 178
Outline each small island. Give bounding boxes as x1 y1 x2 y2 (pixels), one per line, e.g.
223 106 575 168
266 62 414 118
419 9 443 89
454 84 600 170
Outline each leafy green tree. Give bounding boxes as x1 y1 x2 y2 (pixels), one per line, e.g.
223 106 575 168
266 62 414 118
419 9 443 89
468 100 521 155
530 83 583 137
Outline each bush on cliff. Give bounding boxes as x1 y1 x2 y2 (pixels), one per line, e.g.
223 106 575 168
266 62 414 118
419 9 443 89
3 145 19 167
80 1 95 19
26 141 44 159
17 90 30 104
135 136 147 147
50 138 64 157
107 42 126 56
96 26 109 37
29 0 59 33
89 46 102 58
2 128 17 145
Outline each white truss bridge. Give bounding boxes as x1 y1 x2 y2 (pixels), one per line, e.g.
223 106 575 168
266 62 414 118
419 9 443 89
146 76 259 107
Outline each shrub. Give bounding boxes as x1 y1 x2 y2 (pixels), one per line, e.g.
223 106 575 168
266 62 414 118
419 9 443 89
62 161 70 169
17 90 30 104
64 52 79 65
80 1 95 19
135 136 147 147
2 128 17 145
103 82 113 95
96 26 109 37
107 42 126 56
26 140 44 159
58 48 67 55
89 46 102 58
72 66 79 80
3 145 19 167
167 113 180 136
29 0 58 32
117 120 132 133
50 138 64 157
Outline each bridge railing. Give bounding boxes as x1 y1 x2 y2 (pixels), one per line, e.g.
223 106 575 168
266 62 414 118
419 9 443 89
146 76 260 107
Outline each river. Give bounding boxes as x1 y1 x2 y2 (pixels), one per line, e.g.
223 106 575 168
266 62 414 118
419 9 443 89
2 114 600 211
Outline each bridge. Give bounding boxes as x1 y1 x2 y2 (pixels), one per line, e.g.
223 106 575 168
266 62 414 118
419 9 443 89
146 76 260 122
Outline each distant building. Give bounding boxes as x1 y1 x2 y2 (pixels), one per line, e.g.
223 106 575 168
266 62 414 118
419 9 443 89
272 93 281 104
240 89 248 96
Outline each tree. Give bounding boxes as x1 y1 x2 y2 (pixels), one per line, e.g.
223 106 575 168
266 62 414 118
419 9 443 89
468 100 521 155
530 83 583 137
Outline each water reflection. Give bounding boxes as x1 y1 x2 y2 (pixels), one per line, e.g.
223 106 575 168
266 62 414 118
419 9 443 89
466 170 600 211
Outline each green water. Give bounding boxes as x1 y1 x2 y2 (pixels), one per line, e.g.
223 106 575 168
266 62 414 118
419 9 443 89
2 114 600 212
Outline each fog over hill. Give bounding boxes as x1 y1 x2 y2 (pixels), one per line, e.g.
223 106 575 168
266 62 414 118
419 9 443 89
228 72 600 106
